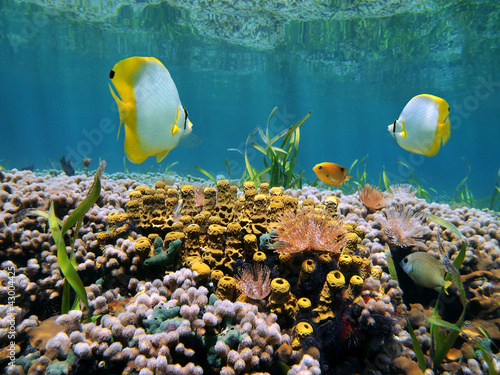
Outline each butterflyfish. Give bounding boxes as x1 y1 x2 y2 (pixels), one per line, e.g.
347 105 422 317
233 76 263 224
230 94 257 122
109 56 195 164
388 94 451 157
313 162 352 187
400 252 452 294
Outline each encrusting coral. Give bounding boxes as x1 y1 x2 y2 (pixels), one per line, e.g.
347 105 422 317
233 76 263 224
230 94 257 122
2 169 500 374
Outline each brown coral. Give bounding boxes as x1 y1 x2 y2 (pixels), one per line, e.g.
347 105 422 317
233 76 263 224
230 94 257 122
358 184 387 210
234 263 271 300
270 207 347 254
378 204 426 247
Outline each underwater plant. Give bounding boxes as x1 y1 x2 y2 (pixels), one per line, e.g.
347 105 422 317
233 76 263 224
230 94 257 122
193 164 217 185
395 160 438 202
399 215 498 374
488 167 500 210
378 203 426 247
337 155 369 194
48 161 105 315
0 159 11 171
229 107 311 189
453 157 475 207
270 206 347 254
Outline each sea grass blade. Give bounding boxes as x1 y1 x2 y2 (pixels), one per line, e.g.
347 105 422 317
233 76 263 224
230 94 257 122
62 278 71 314
224 159 231 179
427 213 466 269
382 167 390 191
286 127 301 188
193 165 217 184
474 339 499 375
384 244 398 282
49 203 88 310
61 162 104 234
406 317 427 372
427 317 464 332
426 216 468 370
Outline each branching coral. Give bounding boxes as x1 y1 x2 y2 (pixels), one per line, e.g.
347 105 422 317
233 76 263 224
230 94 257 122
234 263 271 300
270 207 347 254
358 184 387 210
378 204 426 247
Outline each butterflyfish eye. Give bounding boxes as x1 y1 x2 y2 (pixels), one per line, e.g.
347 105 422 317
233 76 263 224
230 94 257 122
109 70 115 79
318 165 322 169
403 258 408 264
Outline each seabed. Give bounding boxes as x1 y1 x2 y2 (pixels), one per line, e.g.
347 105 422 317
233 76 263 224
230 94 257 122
0 168 499 375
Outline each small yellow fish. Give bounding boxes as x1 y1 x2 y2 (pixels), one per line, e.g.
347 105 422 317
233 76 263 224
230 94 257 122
109 56 194 164
400 252 452 294
388 94 451 157
313 162 352 187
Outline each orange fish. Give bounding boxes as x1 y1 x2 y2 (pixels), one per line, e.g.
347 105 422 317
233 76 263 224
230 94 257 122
313 162 351 186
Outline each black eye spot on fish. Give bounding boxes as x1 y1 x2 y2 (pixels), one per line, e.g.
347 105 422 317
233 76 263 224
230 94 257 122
448 107 450 112
109 70 115 79
403 257 408 264
318 165 323 169
392 119 397 133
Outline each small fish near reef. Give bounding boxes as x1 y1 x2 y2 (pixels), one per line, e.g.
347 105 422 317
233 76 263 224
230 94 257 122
400 252 452 294
388 94 451 157
109 56 197 164
313 162 352 186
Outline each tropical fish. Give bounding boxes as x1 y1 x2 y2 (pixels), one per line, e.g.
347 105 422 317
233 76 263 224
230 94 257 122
109 56 194 164
313 162 352 186
388 94 451 157
400 252 452 293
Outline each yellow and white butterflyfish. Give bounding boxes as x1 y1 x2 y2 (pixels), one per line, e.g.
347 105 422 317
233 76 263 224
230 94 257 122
108 56 195 164
387 94 451 157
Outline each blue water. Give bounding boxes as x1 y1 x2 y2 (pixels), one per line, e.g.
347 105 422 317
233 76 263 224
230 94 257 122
1 1 499 206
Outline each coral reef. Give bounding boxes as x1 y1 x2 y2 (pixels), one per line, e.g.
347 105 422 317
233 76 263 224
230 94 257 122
1 170 500 374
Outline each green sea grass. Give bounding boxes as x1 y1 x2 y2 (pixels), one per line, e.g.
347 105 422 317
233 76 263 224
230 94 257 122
403 214 496 372
229 107 311 189
49 161 105 316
